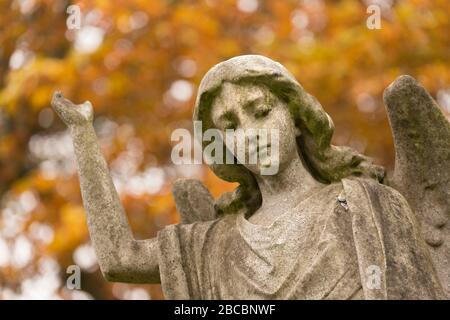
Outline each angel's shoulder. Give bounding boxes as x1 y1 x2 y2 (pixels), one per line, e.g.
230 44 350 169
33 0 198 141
342 177 412 212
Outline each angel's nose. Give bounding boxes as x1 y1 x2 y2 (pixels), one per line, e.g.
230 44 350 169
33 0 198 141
239 114 259 130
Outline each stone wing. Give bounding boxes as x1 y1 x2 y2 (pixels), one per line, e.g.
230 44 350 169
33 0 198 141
172 179 217 224
384 75 450 297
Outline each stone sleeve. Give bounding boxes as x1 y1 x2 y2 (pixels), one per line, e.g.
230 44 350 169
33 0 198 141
156 219 220 299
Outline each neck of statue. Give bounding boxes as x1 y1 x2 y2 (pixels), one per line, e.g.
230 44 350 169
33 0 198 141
255 153 324 210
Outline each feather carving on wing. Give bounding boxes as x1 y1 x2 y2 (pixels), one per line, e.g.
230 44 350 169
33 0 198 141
384 75 450 297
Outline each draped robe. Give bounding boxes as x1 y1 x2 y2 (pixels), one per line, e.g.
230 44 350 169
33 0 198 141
157 178 445 299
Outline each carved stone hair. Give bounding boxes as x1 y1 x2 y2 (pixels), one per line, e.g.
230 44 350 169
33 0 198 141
193 55 385 215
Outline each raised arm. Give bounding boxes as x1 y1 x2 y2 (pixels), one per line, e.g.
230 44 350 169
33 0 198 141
51 92 160 284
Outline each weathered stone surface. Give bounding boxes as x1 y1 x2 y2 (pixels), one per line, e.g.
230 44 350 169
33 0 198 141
162 178 444 299
52 55 448 299
384 75 450 297
172 179 217 224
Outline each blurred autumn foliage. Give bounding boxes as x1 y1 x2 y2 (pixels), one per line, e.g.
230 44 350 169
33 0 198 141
0 0 449 299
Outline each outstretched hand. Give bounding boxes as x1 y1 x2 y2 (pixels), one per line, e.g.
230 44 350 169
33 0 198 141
51 91 94 127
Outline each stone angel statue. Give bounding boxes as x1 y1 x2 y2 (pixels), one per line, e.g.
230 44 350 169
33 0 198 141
51 55 448 299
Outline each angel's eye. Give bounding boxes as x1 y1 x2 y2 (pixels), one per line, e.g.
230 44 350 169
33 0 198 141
254 107 271 119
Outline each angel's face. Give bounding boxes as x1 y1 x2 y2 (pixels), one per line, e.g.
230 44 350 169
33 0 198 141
210 82 299 175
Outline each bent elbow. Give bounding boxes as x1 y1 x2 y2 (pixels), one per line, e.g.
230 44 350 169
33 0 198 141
96 247 132 282
99 259 140 283
98 257 129 282
100 265 121 282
